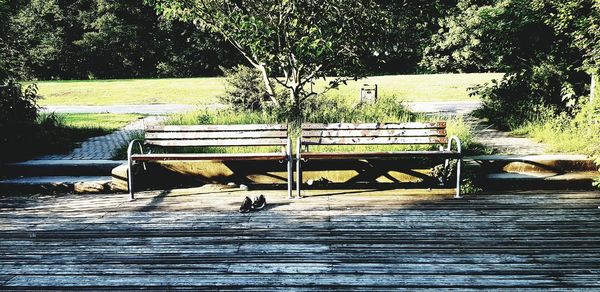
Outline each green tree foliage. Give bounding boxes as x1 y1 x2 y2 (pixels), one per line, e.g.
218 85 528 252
74 0 162 78
155 19 242 77
424 0 598 128
1 0 462 80
151 0 388 120
1 0 243 79
8 0 83 79
375 0 458 74
543 0 599 73
0 0 11 80
422 0 556 72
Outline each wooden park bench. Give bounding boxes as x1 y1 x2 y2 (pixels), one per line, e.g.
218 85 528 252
295 122 462 199
127 124 292 200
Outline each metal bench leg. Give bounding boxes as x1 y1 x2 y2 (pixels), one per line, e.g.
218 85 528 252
287 138 293 199
128 159 134 200
296 158 302 199
455 158 462 199
127 140 143 201
287 159 293 199
296 137 302 199
448 136 462 199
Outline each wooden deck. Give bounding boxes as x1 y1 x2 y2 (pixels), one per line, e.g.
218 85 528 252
1 186 600 289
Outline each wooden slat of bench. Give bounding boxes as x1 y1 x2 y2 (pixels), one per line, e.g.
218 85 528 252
131 153 287 161
300 151 460 160
145 138 288 147
302 129 447 138
147 124 288 132
302 122 446 130
302 137 448 145
146 131 288 140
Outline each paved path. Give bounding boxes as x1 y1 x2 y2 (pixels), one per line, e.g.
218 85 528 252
35 116 166 160
43 102 477 115
467 117 547 155
407 101 481 116
407 101 546 154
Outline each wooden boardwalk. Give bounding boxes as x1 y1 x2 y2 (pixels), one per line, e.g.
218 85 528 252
1 186 600 289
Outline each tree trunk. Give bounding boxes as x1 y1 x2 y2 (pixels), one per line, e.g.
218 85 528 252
256 65 279 107
289 87 303 123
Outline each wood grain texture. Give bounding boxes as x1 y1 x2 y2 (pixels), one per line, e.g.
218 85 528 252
1 188 599 289
144 138 288 147
302 122 446 130
147 124 288 132
302 137 448 145
145 130 288 140
131 153 287 161
303 129 447 138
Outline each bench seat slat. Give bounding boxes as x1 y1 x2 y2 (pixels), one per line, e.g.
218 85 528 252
302 137 448 145
145 138 288 147
131 153 287 161
147 124 287 132
302 122 446 130
146 131 288 140
302 129 446 138
300 151 460 160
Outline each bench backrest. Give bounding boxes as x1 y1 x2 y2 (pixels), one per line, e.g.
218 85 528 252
144 124 289 147
300 122 447 145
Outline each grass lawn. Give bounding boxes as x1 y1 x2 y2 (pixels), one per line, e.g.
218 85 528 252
319 73 504 102
36 78 225 106
36 73 503 106
2 113 144 162
58 113 145 130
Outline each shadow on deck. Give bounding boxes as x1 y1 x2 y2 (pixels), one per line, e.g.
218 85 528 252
0 187 599 289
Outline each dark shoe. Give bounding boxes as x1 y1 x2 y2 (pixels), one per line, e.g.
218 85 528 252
239 196 253 213
252 194 266 210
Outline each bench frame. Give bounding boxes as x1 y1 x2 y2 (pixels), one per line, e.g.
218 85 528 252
127 124 293 200
295 122 462 199
127 122 462 200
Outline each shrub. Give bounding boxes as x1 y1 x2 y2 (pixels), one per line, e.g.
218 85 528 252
513 98 600 189
218 65 273 111
470 64 582 130
0 80 40 161
165 95 480 156
173 94 416 126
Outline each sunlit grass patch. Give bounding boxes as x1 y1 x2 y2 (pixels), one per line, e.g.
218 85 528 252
34 73 503 106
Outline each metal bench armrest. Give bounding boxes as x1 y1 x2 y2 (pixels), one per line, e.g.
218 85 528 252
447 136 462 199
127 139 145 201
447 136 462 154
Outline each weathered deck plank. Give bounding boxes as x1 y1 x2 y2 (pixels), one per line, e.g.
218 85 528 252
0 188 599 289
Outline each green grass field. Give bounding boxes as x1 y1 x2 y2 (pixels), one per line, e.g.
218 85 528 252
36 73 503 106
57 113 144 130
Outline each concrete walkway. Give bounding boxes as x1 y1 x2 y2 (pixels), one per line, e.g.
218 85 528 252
407 101 481 116
468 118 547 155
43 102 479 115
35 116 166 160
407 101 546 154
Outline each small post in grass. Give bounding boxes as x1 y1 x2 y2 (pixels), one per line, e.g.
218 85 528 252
360 84 378 104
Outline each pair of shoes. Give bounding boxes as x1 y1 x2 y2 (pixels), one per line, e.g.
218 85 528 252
239 194 267 213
